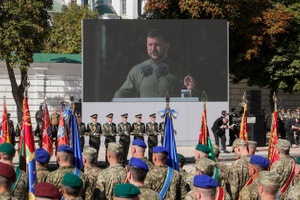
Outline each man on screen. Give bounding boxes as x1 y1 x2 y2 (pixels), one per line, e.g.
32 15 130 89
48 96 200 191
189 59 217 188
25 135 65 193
114 29 196 98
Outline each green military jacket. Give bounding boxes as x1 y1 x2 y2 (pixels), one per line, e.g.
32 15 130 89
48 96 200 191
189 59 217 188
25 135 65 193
146 121 159 136
102 122 117 137
36 166 50 183
138 185 160 200
86 123 102 137
12 167 28 200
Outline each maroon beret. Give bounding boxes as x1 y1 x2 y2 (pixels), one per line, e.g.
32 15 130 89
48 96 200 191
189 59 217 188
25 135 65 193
35 183 61 199
0 162 16 183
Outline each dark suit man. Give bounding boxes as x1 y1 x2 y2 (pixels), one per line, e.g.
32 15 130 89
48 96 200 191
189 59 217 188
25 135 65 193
211 110 230 153
132 114 145 141
117 113 132 165
77 114 86 151
146 113 159 162
102 113 117 165
86 114 102 156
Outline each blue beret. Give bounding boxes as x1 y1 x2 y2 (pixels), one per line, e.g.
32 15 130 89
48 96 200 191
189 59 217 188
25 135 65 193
129 157 149 172
250 155 271 169
35 148 50 163
57 145 74 154
193 175 219 188
132 139 147 148
153 146 168 155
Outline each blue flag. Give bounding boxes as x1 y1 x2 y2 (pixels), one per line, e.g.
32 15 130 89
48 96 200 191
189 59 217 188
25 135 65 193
70 110 83 170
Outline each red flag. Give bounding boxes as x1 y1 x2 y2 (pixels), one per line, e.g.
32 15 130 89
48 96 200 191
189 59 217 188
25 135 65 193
198 109 209 145
42 103 53 156
56 104 68 151
0 101 11 144
239 103 249 146
268 110 279 167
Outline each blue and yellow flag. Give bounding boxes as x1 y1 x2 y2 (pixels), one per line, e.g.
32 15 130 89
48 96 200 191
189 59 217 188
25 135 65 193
70 109 83 170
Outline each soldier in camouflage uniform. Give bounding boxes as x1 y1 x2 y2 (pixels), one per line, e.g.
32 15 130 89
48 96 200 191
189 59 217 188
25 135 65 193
270 139 295 199
103 113 117 166
248 141 257 155
95 143 127 200
45 145 92 199
35 148 51 183
229 139 251 200
144 146 187 200
61 173 83 200
86 114 102 156
0 143 28 200
0 162 17 200
178 153 188 180
82 147 102 195
286 157 300 200
131 139 154 171
132 114 146 141
114 184 140 200
127 157 159 200
257 171 280 200
77 114 86 151
238 155 271 200
117 113 132 165
146 113 159 162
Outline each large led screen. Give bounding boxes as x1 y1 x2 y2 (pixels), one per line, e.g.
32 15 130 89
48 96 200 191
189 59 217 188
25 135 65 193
83 19 228 102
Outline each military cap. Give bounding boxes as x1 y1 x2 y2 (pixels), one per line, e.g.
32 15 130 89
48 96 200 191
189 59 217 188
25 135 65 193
57 145 74 154
106 113 114 118
248 141 257 149
129 157 149 172
7 113 11 117
250 155 270 169
258 171 280 186
195 157 216 175
212 144 220 155
177 153 186 163
0 162 16 183
232 139 247 150
114 183 140 198
63 173 83 188
274 139 290 151
132 139 147 148
77 113 81 117
135 114 142 118
108 142 122 153
90 114 98 118
35 183 61 199
149 113 156 118
153 146 168 155
0 143 15 155
287 108 291 111
193 175 219 188
82 147 97 160
195 144 211 153
296 157 300 165
121 113 128 118
35 148 51 163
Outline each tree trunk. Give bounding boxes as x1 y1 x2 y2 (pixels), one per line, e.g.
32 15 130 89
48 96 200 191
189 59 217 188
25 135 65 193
6 59 26 123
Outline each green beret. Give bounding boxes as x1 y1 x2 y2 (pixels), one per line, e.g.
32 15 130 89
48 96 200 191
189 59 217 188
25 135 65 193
0 143 15 155
114 183 140 198
195 144 211 153
63 173 83 188
177 153 186 163
296 157 300 165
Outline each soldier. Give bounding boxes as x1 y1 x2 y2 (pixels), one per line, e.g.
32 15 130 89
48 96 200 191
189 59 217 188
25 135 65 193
146 113 159 162
248 141 257 155
132 114 145 141
294 107 300 119
35 183 61 200
61 173 83 200
51 108 60 145
286 157 300 199
77 114 86 151
126 157 159 200
286 108 293 119
159 118 165 145
229 139 251 200
270 139 295 199
238 155 271 200
195 144 210 162
114 184 140 200
257 171 280 200
82 147 102 194
144 146 187 199
95 143 126 200
0 162 16 200
103 113 117 166
35 148 51 183
117 113 132 165
0 143 28 200
278 107 286 139
86 114 102 156
45 145 92 199
35 104 44 146
284 117 300 145
15 122 22 137
131 139 154 170
178 153 188 179
7 113 16 146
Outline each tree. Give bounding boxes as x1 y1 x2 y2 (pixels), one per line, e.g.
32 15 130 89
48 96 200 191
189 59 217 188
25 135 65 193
0 0 53 122
43 3 98 54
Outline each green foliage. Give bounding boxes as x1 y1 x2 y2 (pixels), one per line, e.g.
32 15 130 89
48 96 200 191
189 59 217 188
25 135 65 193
43 3 99 54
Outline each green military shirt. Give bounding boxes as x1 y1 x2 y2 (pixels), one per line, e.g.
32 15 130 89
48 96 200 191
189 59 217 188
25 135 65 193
286 182 300 200
138 185 160 200
36 166 50 183
238 178 259 200
0 192 17 200
12 167 28 200
84 165 102 193
86 123 102 136
45 165 92 200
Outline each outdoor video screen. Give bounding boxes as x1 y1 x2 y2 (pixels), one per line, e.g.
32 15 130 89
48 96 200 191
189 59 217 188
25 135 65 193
83 19 228 102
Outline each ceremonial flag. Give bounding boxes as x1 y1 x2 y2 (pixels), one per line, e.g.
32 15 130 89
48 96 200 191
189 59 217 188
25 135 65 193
56 103 68 149
70 109 83 169
18 96 36 199
239 103 248 146
0 100 11 144
268 110 279 167
42 103 53 156
159 108 179 171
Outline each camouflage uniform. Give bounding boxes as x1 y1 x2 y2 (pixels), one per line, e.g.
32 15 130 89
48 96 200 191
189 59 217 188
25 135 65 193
0 193 17 200
217 161 230 194
229 154 251 200
286 183 300 200
36 166 50 183
144 165 187 200
140 157 154 171
64 198 83 200
184 187 232 200
238 179 259 200
45 165 93 200
84 165 102 193
12 167 28 200
95 163 126 200
137 185 160 200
